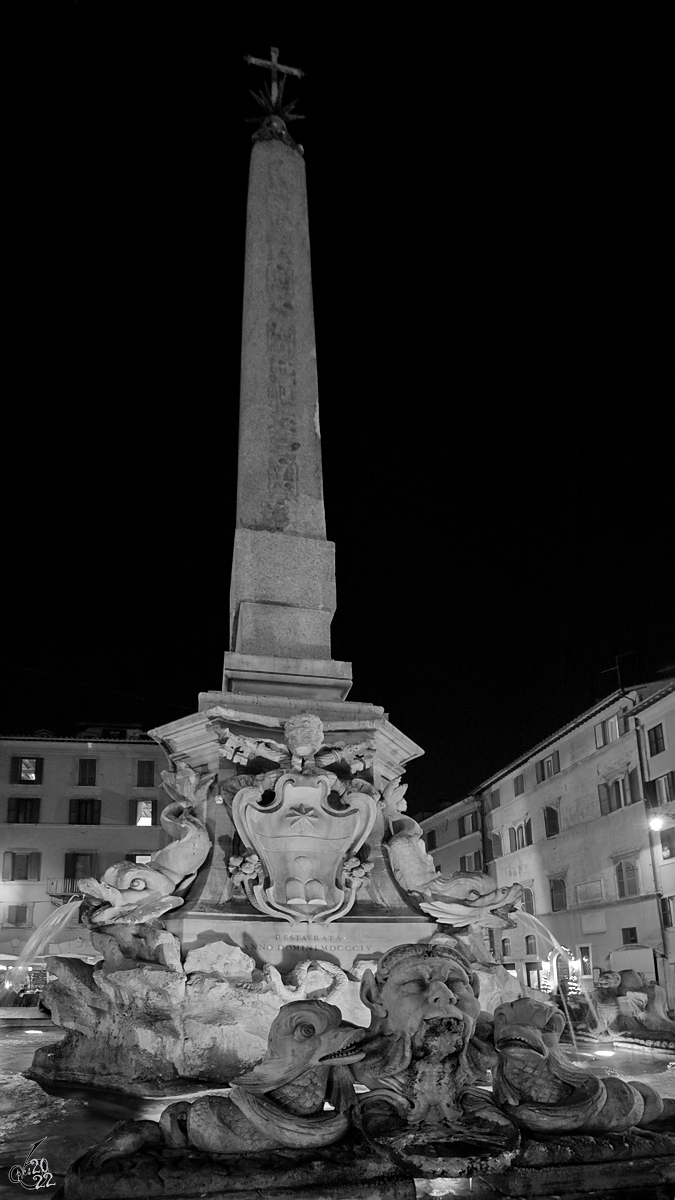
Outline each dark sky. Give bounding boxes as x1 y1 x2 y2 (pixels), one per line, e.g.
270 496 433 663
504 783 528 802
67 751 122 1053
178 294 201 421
5 9 672 812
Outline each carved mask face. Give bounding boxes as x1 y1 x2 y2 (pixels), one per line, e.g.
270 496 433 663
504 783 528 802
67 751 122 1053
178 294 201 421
362 951 480 1044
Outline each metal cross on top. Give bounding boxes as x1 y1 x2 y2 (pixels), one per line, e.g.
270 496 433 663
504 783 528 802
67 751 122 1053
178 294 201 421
244 46 304 109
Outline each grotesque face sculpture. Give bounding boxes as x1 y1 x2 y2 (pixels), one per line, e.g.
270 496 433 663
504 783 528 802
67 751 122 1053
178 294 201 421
361 943 481 1041
284 714 324 760
359 944 481 1083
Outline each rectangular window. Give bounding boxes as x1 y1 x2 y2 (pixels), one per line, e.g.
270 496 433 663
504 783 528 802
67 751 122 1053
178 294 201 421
7 797 40 823
78 758 97 786
2 851 41 881
550 877 567 911
459 854 468 871
525 961 542 989
595 716 620 748
426 829 437 851
136 760 155 787
129 853 152 865
132 799 155 826
458 816 465 838
656 772 675 804
10 757 43 784
660 827 675 860
469 811 479 833
536 751 560 783
622 927 638 945
648 724 665 756
490 788 501 809
578 945 592 977
513 774 524 797
660 896 674 929
69 798 101 825
5 903 34 927
459 851 481 872
616 860 639 898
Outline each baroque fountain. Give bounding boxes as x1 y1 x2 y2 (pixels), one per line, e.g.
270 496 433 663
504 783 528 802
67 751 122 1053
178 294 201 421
12 48 675 1199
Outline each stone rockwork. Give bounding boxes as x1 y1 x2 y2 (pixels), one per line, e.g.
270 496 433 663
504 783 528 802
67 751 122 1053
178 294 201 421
56 940 675 1200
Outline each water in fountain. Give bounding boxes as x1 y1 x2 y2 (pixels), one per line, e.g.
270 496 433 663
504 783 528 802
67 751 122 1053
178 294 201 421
515 909 579 1053
5 900 82 993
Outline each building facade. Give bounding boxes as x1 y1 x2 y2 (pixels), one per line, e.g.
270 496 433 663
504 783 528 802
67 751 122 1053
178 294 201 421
1 724 171 961
418 796 483 877
421 682 675 1007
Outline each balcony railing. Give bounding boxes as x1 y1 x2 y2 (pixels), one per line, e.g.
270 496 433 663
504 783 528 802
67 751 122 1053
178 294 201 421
46 879 84 897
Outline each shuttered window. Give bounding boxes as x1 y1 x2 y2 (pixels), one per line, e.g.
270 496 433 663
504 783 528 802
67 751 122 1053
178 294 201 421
535 751 560 784
525 935 537 955
490 788 501 809
522 887 535 915
501 937 511 957
136 760 155 787
616 860 639 899
544 807 559 837
7 797 40 823
129 799 157 825
426 829 437 851
69 798 101 824
78 759 97 786
656 772 675 804
10 757 43 784
2 852 41 881
509 827 517 853
513 774 524 797
491 832 502 859
550 878 567 911
648 724 665 756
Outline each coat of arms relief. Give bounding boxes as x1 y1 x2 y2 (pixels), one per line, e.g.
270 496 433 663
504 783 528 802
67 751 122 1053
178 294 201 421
216 713 378 925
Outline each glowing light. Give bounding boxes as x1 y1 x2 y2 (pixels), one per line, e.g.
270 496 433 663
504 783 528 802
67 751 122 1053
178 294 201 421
595 1049 615 1057
649 816 664 831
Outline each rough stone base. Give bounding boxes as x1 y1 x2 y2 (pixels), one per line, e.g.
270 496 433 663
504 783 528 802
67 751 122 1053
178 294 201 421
54 1127 675 1200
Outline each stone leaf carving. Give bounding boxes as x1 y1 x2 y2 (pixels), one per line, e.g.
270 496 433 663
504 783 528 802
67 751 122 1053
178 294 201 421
233 772 377 924
385 816 523 928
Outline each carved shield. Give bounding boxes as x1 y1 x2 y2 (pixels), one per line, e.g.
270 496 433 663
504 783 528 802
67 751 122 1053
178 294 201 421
233 772 377 924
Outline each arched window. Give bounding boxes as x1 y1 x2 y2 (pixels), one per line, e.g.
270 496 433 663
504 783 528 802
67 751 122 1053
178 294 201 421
550 877 567 911
522 886 535 915
616 860 639 899
544 807 559 837
525 935 537 955
491 831 503 859
501 937 511 957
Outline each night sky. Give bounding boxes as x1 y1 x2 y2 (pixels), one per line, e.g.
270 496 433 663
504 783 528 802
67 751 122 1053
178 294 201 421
5 9 672 813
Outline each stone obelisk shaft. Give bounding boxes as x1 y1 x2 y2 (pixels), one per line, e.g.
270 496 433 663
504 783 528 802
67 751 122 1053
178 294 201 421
226 138 351 699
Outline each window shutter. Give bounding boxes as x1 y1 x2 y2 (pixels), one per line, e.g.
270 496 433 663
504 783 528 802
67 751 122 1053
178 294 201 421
493 832 502 858
8 797 18 823
458 816 465 839
459 856 467 871
668 772 675 801
10 758 21 783
27 852 41 881
92 798 101 824
552 750 560 775
129 799 138 825
598 783 611 816
628 767 640 805
31 797 41 823
34 758 44 784
2 852 13 881
69 798 80 823
151 799 158 825
474 849 482 871
525 818 532 845
484 838 494 864
643 779 657 806
535 761 545 784
64 853 76 884
509 827 517 853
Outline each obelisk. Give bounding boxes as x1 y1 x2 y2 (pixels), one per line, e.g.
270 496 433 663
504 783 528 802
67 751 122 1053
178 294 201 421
224 49 351 701
150 50 423 940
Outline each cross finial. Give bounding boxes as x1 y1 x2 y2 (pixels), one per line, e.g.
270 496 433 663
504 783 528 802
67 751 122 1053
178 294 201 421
244 46 304 109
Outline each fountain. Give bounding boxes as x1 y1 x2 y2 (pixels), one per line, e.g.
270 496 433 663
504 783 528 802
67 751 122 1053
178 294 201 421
16 45 675 1200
